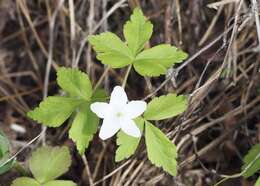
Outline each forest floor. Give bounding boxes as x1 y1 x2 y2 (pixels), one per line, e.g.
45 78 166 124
0 0 259 186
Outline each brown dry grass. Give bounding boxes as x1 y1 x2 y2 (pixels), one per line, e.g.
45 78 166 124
0 0 259 186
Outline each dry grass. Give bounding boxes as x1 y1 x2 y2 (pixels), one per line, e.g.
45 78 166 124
0 0 259 186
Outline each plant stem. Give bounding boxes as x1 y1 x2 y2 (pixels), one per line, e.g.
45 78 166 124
122 64 132 88
93 67 110 91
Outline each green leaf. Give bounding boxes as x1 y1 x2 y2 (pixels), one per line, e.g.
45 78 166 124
242 143 260 178
255 177 260 186
144 94 187 121
27 96 82 127
29 146 71 183
145 121 178 176
44 180 76 186
115 118 144 162
88 32 133 68
57 67 92 100
133 44 188 76
11 177 40 186
124 8 153 56
0 131 9 157
69 103 99 155
0 154 15 175
92 88 109 102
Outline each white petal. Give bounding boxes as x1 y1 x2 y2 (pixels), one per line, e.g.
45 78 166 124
125 101 147 118
120 118 141 138
90 102 110 118
99 116 120 140
110 86 128 106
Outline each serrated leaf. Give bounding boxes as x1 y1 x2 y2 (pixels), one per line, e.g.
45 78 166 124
115 117 144 162
124 8 153 56
29 146 71 183
255 177 260 186
144 94 187 121
11 177 40 186
242 143 260 178
57 67 92 100
43 180 76 186
69 103 99 155
27 96 82 127
88 32 134 68
145 121 178 176
133 44 188 76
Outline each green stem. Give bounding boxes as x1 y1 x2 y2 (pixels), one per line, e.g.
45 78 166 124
122 65 132 88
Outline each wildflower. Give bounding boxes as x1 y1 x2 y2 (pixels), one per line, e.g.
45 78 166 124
90 86 147 140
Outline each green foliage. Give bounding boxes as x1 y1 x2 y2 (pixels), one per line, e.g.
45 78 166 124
255 177 260 186
115 118 144 162
144 94 187 120
27 68 107 154
69 103 99 155
123 8 153 56
12 146 75 186
43 180 76 186
29 146 71 183
88 32 133 68
145 121 178 176
133 45 187 76
11 177 41 186
57 67 92 100
27 96 82 127
0 130 15 175
242 143 260 178
89 8 187 77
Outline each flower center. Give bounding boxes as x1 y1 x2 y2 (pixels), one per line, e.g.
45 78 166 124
116 112 124 118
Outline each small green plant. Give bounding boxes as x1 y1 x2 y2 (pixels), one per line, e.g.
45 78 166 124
0 130 15 175
215 143 260 186
11 146 76 186
242 143 260 178
27 8 188 176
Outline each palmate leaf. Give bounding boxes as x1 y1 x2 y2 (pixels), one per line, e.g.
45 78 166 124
29 146 71 183
242 143 260 178
57 67 92 100
144 94 187 121
115 118 144 162
11 177 41 186
145 121 178 176
123 8 153 56
133 44 188 76
88 32 134 68
69 103 99 155
27 96 82 127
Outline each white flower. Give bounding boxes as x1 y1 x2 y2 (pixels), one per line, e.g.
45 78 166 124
90 86 147 140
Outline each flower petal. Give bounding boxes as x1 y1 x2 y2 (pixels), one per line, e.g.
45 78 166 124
125 101 147 118
99 116 120 140
120 118 141 138
110 86 128 106
90 102 110 118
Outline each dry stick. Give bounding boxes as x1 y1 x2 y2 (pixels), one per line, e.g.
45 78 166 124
69 0 77 68
93 160 131 185
41 0 65 144
252 0 260 46
82 155 95 186
143 25 233 101
74 0 127 67
0 131 44 169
